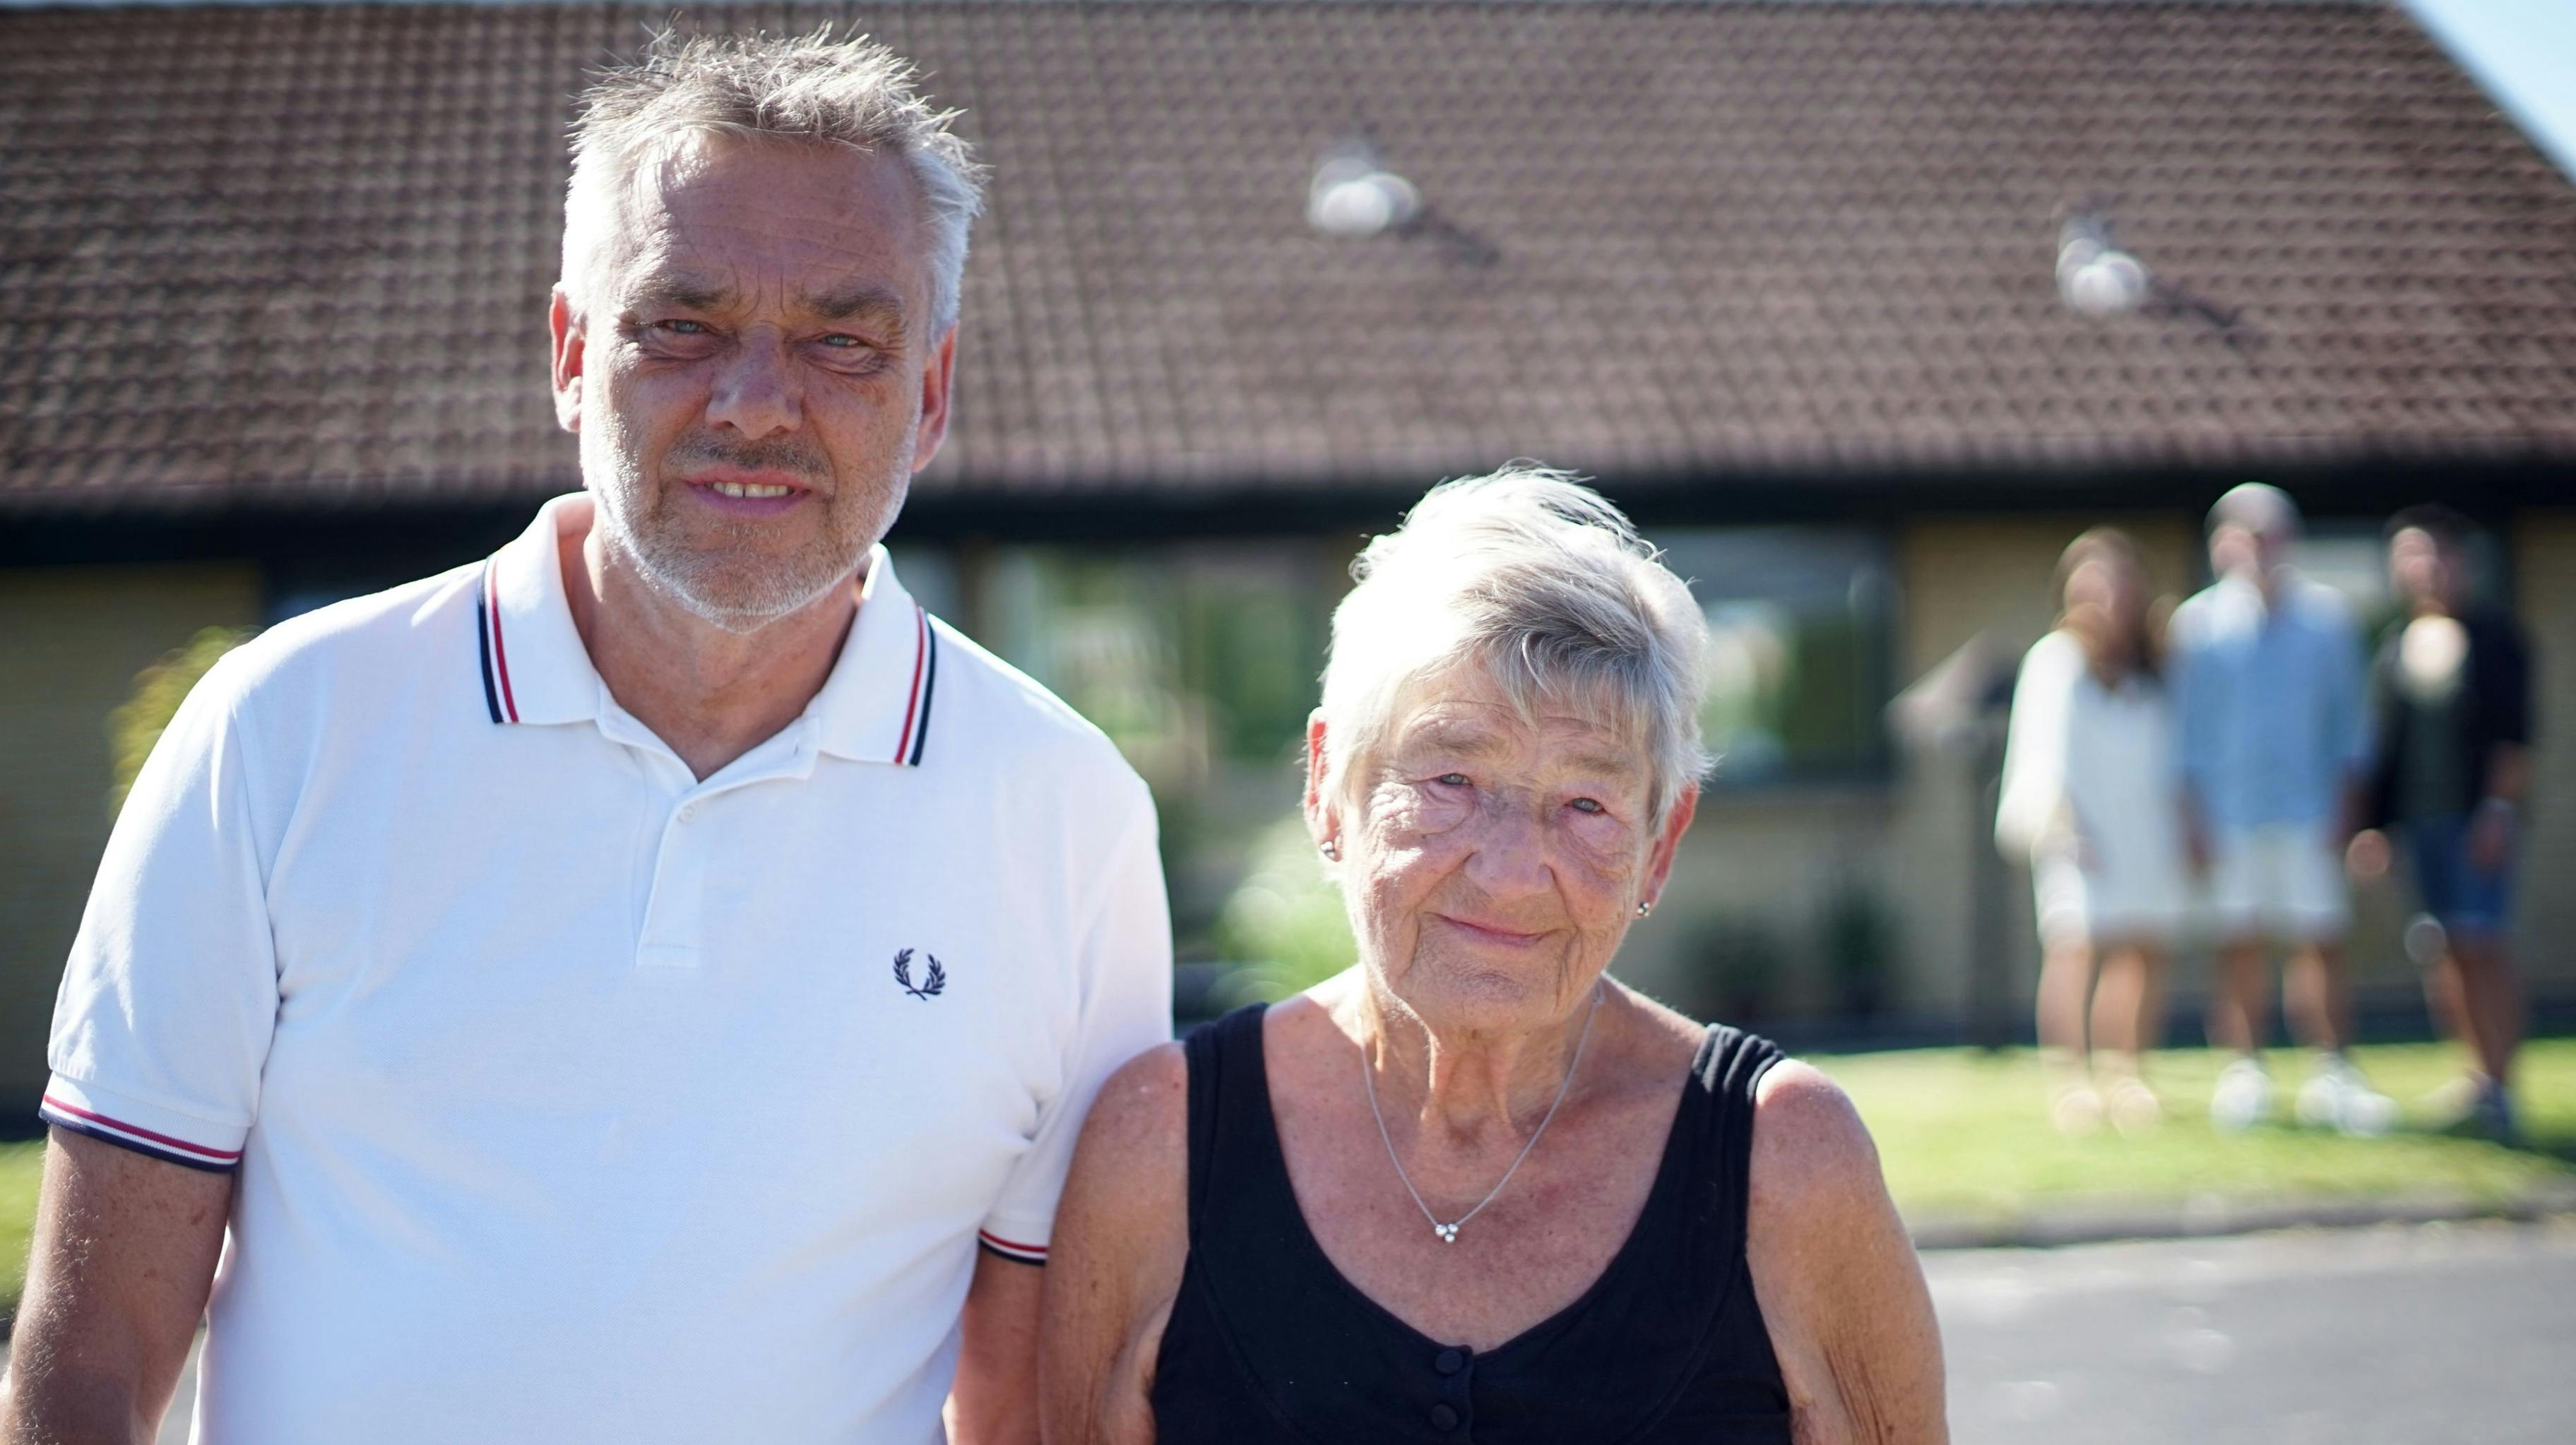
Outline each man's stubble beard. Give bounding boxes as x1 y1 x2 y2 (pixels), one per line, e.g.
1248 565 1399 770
585 418 913 638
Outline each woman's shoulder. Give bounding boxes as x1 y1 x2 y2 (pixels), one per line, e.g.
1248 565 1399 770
1072 1041 1193 1178
2020 627 2087 682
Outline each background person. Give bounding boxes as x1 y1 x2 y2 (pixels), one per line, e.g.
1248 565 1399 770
4 31 1170 1444
1041 470 1945 1445
1997 528 2187 1134
2171 482 2394 1135
2348 505 2533 1140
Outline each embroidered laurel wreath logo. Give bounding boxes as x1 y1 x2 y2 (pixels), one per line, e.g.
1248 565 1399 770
893 948 946 1000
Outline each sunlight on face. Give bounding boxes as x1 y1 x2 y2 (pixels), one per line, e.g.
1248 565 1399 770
1343 664 1660 1032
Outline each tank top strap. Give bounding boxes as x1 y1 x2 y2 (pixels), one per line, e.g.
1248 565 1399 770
1682 1023 1787 1263
1180 1001 1275 1244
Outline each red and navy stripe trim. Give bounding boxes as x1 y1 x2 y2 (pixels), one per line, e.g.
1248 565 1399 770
977 1229 1047 1266
894 604 939 767
39 1095 242 1175
477 559 519 725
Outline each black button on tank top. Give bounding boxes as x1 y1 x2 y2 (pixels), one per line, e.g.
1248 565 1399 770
1149 1004 1795 1444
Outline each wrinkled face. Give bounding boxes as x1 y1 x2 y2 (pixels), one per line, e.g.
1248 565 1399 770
2388 526 2454 608
550 132 953 631
1329 665 1685 1033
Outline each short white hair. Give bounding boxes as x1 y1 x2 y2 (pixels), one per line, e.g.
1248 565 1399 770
561 26 987 333
1319 466 1712 826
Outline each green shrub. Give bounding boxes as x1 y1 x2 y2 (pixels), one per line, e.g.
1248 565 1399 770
107 626 255 819
1210 812 1355 1005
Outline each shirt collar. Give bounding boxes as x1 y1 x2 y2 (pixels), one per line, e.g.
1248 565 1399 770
812 541 938 766
477 494 603 726
476 494 937 767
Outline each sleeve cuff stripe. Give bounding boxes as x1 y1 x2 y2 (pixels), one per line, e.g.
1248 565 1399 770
977 1229 1047 1264
41 1112 238 1175
39 1096 242 1162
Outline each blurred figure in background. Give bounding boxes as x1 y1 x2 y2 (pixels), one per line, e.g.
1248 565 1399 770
2172 484 2395 1135
2348 506 2533 1141
1998 529 2188 1134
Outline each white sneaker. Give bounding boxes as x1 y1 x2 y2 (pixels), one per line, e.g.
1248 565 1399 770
2296 1057 2397 1137
2209 1059 2272 1132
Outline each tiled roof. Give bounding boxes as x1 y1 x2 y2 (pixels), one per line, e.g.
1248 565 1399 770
5 1 2575 514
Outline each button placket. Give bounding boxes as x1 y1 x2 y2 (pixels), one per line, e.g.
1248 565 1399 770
631 732 818 973
1428 1345 1472 1434
635 797 708 971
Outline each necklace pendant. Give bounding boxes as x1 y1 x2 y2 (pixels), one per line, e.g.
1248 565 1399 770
1435 1223 1459 1243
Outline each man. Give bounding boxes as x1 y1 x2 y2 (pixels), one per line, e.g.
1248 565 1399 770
2171 483 2392 1134
2348 506 2533 1140
4 30 1170 1444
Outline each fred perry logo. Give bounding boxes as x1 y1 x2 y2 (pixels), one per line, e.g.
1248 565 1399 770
892 948 946 1001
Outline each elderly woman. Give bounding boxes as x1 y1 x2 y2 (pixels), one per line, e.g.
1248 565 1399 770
1042 470 1945 1444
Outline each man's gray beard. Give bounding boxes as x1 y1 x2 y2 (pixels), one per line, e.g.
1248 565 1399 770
589 452 903 637
607 514 854 636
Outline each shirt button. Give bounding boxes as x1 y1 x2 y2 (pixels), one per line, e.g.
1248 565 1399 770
1434 1348 1465 1375
1429 1403 1460 1431
677 804 699 823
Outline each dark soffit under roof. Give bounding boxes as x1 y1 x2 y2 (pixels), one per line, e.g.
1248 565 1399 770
4 1 2575 518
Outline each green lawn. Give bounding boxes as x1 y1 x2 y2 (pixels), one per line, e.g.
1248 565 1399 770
1817 1039 2576 1226
0 1140 42 1320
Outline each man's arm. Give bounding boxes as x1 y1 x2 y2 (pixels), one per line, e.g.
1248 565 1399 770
1 1131 232 1445
946 1249 1045 1445
1746 1062 1947 1445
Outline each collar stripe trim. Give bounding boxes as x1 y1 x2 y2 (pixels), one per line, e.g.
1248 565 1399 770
39 1095 243 1167
906 623 939 768
483 561 521 724
475 561 504 724
892 603 932 766
976 1229 1046 1264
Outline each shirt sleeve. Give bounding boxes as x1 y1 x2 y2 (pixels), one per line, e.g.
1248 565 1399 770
2491 615 2534 750
978 775 1173 1263
2167 598 2216 807
42 651 282 1173
1995 633 2076 859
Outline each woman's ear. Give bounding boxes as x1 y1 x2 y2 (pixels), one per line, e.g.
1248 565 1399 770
1304 711 1340 855
1639 782 1700 913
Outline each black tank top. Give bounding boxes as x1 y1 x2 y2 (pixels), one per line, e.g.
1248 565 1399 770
1149 1004 1794 1444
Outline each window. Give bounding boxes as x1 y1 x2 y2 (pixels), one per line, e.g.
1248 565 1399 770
1654 528 1894 785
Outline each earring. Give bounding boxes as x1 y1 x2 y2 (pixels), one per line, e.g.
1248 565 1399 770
1320 839 1341 861
1635 899 1653 919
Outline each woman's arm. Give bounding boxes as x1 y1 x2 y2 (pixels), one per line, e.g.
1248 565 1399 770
1995 634 2077 860
1038 1044 1192 1445
1745 1062 1947 1444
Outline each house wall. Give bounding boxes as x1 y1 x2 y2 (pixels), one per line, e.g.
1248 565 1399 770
2510 510 2576 992
0 564 263 1110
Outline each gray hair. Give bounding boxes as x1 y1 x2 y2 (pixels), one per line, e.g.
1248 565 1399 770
2208 481 2302 539
561 27 987 333
1319 466 1712 827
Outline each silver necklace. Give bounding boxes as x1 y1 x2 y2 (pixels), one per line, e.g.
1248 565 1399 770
1361 983 1603 1244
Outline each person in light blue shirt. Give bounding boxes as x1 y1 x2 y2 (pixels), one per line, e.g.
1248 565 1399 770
2170 484 2394 1136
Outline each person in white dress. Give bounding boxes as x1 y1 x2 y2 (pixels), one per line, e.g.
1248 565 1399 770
1997 530 2190 1133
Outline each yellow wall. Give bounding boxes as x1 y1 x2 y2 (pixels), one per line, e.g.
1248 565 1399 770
2510 511 2576 988
0 564 263 1106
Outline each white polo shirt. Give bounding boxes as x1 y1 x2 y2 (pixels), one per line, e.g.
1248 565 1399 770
42 494 1172 1444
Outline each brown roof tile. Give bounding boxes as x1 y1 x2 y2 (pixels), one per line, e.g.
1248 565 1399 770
4 1 2575 513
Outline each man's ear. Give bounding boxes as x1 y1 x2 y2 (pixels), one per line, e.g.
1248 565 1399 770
549 287 585 434
908 324 958 474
